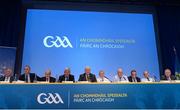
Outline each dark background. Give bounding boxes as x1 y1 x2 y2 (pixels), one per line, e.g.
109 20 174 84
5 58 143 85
0 0 179 75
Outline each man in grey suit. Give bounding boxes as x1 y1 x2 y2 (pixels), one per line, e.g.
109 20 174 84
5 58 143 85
0 68 14 83
161 68 176 81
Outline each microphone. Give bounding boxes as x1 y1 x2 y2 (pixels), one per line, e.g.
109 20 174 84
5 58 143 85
104 76 112 82
123 77 126 80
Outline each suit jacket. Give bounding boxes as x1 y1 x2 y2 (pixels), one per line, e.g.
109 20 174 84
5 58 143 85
58 74 75 82
128 76 141 82
78 73 97 82
0 76 14 83
40 77 56 83
161 75 176 80
19 73 40 83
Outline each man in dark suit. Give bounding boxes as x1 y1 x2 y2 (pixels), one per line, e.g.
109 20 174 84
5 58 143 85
19 65 40 83
78 66 97 82
41 69 56 83
59 68 75 82
0 68 14 83
161 68 176 80
128 69 141 82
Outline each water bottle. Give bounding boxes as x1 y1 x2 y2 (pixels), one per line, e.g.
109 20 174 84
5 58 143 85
56 74 59 82
34 74 37 83
14 74 18 81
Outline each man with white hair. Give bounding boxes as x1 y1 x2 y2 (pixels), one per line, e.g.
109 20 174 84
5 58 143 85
0 68 14 83
141 71 155 82
58 67 75 82
113 68 129 82
78 66 97 82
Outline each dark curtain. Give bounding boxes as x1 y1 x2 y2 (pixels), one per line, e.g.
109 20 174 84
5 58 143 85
156 5 180 75
0 0 21 47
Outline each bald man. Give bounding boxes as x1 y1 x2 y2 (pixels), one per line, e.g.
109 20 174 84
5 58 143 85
97 70 111 83
58 68 75 82
113 68 129 82
161 68 176 81
40 70 56 83
78 66 97 82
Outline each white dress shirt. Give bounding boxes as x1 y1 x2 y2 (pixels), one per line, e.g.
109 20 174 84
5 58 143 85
113 75 129 82
97 77 111 83
46 77 50 82
141 77 155 82
25 74 31 83
4 77 10 82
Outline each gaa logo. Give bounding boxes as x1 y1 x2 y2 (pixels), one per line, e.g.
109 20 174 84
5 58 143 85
43 36 73 48
37 93 64 104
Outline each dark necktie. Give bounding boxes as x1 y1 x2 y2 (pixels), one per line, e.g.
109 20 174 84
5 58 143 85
86 75 90 81
25 75 28 83
119 77 122 81
65 77 69 81
46 78 49 82
147 77 150 81
102 78 104 82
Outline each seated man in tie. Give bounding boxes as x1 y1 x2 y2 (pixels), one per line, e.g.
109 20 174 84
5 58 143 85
161 68 176 81
128 70 141 82
78 66 97 82
19 65 40 83
40 69 56 83
97 70 111 83
141 70 155 82
0 68 14 83
113 68 129 82
58 68 75 82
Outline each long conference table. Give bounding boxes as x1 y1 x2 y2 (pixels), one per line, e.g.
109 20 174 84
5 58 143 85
0 82 180 109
